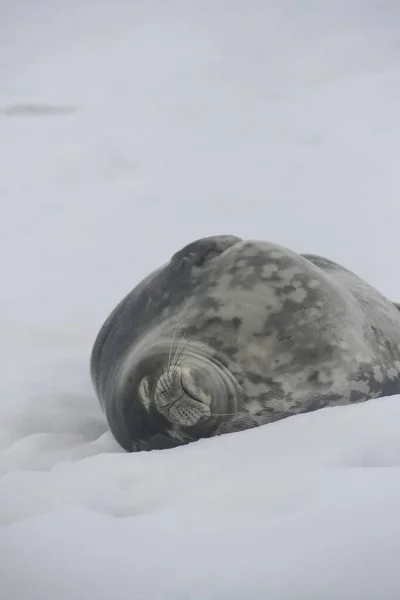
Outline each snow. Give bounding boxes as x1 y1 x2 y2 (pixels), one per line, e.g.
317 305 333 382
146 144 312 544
1 1 400 598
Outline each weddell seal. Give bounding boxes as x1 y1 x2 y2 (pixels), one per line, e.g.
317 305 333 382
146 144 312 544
90 235 400 451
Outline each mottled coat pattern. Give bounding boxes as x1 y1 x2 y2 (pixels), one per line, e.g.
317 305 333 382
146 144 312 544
91 236 400 451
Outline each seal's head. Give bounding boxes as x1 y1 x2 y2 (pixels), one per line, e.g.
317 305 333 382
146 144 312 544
112 339 242 451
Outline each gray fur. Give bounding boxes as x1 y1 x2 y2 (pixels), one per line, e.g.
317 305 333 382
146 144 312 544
91 236 400 451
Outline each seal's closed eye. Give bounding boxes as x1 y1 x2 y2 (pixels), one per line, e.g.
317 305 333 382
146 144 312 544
171 235 242 268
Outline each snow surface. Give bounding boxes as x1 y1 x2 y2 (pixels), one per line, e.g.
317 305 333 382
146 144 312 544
1 1 400 598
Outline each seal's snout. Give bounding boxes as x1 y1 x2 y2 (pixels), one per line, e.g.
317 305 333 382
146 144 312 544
118 343 241 451
155 366 212 428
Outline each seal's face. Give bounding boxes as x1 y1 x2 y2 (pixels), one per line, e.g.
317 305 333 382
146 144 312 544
118 341 241 451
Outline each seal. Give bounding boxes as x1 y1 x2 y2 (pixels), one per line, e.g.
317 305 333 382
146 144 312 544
90 235 400 451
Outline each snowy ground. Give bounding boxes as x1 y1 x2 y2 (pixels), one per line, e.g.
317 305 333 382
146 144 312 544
1 1 400 598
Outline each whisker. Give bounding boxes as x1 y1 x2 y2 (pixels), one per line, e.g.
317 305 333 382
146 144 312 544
167 314 182 370
199 410 246 418
155 374 172 400
172 336 194 371
170 332 187 369
169 337 192 383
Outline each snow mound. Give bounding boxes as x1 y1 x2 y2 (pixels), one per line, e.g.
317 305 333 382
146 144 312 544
1 398 400 599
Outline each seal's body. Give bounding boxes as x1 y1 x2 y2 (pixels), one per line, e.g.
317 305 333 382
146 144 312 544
91 236 400 451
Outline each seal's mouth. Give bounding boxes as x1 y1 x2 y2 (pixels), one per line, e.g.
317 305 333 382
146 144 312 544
180 370 196 399
179 368 210 406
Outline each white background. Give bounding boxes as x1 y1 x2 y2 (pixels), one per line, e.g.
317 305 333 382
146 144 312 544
1 1 400 598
